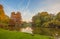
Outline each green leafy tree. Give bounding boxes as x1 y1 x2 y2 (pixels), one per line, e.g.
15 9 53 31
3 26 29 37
42 20 60 36
32 15 41 27
56 12 60 21
32 12 54 34
21 22 31 28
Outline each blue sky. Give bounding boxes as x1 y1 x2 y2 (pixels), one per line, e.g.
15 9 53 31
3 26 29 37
0 0 60 22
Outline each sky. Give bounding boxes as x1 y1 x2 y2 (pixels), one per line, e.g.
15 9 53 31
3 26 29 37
0 0 60 22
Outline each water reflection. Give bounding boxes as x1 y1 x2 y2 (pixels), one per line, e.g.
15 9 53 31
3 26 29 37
40 28 60 36
40 28 60 39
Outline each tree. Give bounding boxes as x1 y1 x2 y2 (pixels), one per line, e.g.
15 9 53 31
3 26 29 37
8 19 15 30
21 22 31 28
32 15 41 27
32 14 41 34
32 12 53 34
56 12 60 21
0 4 9 29
39 12 53 25
42 20 60 36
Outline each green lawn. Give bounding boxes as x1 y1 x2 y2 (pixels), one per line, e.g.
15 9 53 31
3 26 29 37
0 29 52 39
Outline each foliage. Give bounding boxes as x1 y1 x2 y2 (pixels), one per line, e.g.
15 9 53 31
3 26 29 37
56 12 60 21
21 22 31 28
32 12 60 36
32 15 41 27
0 15 9 26
42 20 60 28
32 12 54 34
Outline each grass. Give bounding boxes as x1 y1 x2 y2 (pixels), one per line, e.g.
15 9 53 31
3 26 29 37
0 29 52 39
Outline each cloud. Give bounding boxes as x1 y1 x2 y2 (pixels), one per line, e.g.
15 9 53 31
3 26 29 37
37 0 60 14
20 9 35 22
